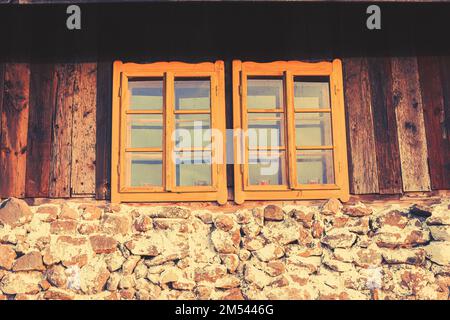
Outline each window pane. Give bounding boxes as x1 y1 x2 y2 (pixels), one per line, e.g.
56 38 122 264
175 78 210 110
248 113 284 148
295 113 332 147
175 151 212 186
294 76 330 109
127 115 163 148
175 114 211 149
125 152 163 187
248 151 286 186
297 150 334 184
128 78 163 110
247 78 284 110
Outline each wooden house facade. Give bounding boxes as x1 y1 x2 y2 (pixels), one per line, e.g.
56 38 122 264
0 2 449 204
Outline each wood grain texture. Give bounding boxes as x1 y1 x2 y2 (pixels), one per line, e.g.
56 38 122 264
343 57 379 194
391 57 431 192
25 63 56 197
367 57 403 194
0 63 30 198
417 56 450 190
71 63 97 196
49 64 76 198
438 56 450 187
95 61 112 200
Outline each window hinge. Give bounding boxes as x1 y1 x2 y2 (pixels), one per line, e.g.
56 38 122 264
215 85 218 96
240 164 244 174
239 85 242 96
118 84 122 97
334 84 338 95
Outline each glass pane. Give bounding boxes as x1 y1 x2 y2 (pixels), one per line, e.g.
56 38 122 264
297 150 334 184
125 152 163 187
248 113 284 148
128 78 163 110
294 76 330 109
295 113 332 147
127 115 163 148
175 151 212 187
248 151 286 186
247 78 284 110
175 78 210 110
175 114 211 149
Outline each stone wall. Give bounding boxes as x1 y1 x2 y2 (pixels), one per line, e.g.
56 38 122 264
0 197 449 300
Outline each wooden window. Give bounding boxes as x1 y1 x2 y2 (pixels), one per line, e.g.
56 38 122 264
111 61 227 203
233 60 349 203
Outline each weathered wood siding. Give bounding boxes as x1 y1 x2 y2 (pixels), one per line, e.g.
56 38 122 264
0 55 449 199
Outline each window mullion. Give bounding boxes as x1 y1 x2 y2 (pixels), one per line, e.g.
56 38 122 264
285 70 297 190
164 71 175 192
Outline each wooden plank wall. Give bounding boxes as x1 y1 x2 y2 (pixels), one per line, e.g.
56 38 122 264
0 63 98 199
344 55 450 194
0 56 449 199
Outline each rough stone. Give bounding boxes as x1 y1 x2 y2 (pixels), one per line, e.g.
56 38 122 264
36 205 59 222
374 226 430 248
429 225 450 241
13 252 45 271
254 243 284 262
89 235 118 254
261 218 299 245
102 213 131 236
211 229 239 254
0 271 42 295
382 248 426 265
425 242 450 266
214 214 235 232
320 198 342 215
50 220 78 234
125 236 161 256
343 202 372 217
0 198 33 227
426 204 450 225
264 205 284 221
79 257 110 294
321 228 357 249
0 244 16 270
46 265 67 288
79 204 103 220
59 204 79 220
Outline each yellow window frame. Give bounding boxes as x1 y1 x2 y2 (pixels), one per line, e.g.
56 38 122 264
232 59 350 204
111 61 227 204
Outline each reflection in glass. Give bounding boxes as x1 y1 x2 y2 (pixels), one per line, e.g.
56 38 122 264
126 153 163 187
247 78 284 110
175 78 210 110
128 78 163 110
127 115 163 148
294 77 330 109
175 114 211 149
175 151 212 186
248 113 284 148
296 150 334 184
248 151 286 186
295 113 332 147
